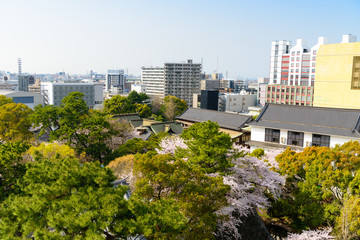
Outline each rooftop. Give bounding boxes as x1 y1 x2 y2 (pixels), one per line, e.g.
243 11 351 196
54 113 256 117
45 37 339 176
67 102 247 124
177 108 252 130
250 103 360 138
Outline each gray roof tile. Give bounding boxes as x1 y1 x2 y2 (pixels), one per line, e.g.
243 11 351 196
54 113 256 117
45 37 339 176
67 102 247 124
177 108 252 130
250 104 360 138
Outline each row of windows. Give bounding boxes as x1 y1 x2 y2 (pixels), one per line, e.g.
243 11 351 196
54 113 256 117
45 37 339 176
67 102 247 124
291 50 317 56
265 128 330 147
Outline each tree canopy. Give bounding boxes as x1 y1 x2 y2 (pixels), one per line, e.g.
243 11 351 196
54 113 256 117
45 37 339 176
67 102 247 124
0 102 33 142
30 92 129 164
180 120 234 174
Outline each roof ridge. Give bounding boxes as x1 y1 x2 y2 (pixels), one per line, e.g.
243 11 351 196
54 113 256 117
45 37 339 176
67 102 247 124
267 103 360 112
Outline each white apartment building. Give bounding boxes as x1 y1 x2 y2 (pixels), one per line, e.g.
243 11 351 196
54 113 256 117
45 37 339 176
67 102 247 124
131 84 146 94
141 59 202 105
269 37 331 86
218 92 257 113
41 82 103 108
141 67 165 98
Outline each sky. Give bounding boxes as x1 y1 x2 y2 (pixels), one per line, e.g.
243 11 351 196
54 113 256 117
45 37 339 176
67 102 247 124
0 0 359 79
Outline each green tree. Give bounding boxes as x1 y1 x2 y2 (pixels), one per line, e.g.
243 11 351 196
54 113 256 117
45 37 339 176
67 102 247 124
104 95 134 114
31 92 122 164
133 152 230 239
180 120 234 174
0 150 138 239
268 142 360 231
0 103 34 142
0 95 13 106
0 141 29 202
161 95 187 121
135 103 152 118
127 91 149 105
114 137 155 158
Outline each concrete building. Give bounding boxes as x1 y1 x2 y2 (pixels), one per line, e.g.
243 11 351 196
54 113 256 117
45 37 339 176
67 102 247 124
200 90 219 111
106 70 126 95
249 103 360 149
0 90 43 109
141 67 165 98
257 77 269 106
131 84 146 94
220 79 235 90
142 59 202 105
218 92 257 113
41 82 103 108
164 59 202 105
18 75 35 92
200 79 220 90
313 37 360 109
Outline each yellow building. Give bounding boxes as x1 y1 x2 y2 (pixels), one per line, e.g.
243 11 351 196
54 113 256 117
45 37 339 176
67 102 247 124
313 41 360 108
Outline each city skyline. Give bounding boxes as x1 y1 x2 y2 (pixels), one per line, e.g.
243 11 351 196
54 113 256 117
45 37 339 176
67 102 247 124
0 0 359 78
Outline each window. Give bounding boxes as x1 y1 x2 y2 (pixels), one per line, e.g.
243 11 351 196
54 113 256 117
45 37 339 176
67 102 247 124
296 63 299 67
297 51 300 55
312 69 315 73
291 69 294 73
265 128 280 143
292 51 295 56
291 57 294 61
351 56 360 90
313 50 317 55
312 134 330 147
296 57 300 61
296 69 299 73
287 131 304 147
291 63 294 67
312 56 316 61
312 62 316 67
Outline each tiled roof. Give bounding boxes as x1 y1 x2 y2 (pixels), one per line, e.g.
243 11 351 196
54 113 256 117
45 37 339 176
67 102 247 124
177 108 252 130
250 103 360 138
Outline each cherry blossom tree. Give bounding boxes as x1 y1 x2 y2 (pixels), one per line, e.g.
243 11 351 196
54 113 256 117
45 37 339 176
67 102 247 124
156 136 285 239
156 136 188 155
286 228 334 240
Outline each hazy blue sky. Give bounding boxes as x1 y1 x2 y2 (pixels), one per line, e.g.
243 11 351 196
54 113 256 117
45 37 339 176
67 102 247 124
0 0 359 79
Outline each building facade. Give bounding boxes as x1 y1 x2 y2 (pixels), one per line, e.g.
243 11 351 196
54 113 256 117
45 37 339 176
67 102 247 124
0 90 44 109
200 79 220 90
141 67 165 98
142 59 202 105
249 103 360 149
313 37 360 109
218 92 257 113
164 59 202 105
41 82 103 108
106 70 126 95
200 90 219 111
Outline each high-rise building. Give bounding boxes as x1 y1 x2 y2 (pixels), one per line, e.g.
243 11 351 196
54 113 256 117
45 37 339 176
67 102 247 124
18 75 35 92
313 36 360 109
164 59 202 105
106 70 125 95
267 36 335 106
141 59 202 105
269 40 291 85
141 67 165 98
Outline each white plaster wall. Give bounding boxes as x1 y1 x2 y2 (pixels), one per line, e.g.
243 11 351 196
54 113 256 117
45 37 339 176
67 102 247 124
304 132 313 147
330 136 358 148
280 130 288 145
251 126 265 142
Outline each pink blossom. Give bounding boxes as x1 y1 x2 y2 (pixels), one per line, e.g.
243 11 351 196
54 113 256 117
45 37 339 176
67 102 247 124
156 136 188 155
286 228 334 240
